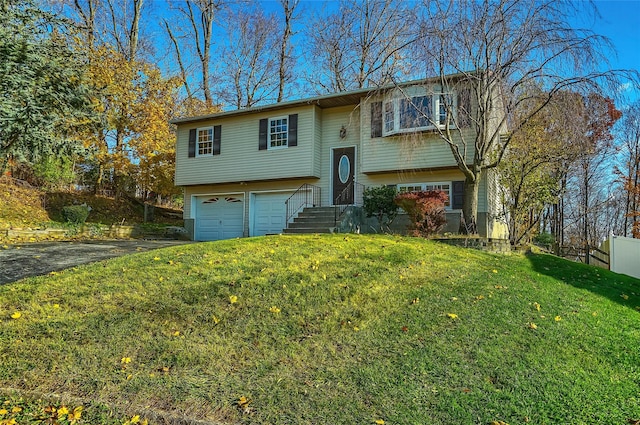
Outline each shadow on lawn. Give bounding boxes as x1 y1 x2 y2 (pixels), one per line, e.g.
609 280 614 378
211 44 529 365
526 252 640 312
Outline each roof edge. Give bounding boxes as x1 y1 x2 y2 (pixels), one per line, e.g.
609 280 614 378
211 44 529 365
170 73 472 125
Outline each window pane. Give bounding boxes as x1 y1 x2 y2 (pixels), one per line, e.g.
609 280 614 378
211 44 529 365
400 96 430 129
269 117 288 148
384 102 394 132
197 128 213 155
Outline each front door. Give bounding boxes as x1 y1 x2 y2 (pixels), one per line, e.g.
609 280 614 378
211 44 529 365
332 147 355 205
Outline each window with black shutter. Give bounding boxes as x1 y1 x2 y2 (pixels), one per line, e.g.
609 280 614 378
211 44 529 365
213 125 221 155
452 180 464 210
371 101 382 138
260 114 299 150
188 129 196 158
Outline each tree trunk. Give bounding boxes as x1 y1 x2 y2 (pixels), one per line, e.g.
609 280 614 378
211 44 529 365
461 174 479 234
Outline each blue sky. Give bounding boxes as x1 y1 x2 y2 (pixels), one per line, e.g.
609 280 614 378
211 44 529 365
586 0 640 102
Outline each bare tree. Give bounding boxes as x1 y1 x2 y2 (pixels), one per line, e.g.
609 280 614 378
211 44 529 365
165 0 222 109
616 101 640 237
63 0 147 60
71 0 98 46
410 0 638 233
163 19 193 100
277 0 299 102
562 94 621 247
217 7 279 109
306 0 414 93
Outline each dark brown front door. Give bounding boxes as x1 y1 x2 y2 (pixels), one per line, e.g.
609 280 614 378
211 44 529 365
332 147 355 205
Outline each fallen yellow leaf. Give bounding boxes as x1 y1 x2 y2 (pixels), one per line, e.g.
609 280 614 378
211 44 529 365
554 316 562 321
229 295 238 304
447 313 458 319
238 396 250 407
269 306 281 313
533 302 541 311
375 420 385 425
10 311 21 319
528 322 538 330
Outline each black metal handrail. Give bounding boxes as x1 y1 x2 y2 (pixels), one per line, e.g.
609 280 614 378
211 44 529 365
334 181 365 223
285 183 321 227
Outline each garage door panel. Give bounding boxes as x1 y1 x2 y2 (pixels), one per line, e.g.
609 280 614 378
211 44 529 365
252 192 292 236
195 196 244 241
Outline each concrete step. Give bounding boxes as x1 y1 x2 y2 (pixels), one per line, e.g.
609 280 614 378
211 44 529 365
301 206 336 214
290 216 336 224
283 227 333 234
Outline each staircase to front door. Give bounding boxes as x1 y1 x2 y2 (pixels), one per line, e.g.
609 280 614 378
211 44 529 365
283 207 337 234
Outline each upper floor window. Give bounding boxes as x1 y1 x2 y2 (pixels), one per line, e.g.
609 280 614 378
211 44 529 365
259 114 298 151
269 116 288 149
379 93 456 136
188 125 221 158
384 101 395 133
400 96 431 129
197 127 213 156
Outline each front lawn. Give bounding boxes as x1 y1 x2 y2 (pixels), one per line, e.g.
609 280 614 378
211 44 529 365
1 234 639 424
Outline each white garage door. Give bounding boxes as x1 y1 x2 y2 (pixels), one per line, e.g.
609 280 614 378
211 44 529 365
195 195 244 241
252 192 293 236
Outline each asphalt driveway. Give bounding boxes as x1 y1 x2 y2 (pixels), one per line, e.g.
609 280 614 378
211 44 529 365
0 239 192 285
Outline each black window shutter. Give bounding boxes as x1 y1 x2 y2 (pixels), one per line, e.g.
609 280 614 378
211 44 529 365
288 114 298 147
259 118 268 150
188 129 196 157
452 180 464 209
371 101 382 138
457 89 471 128
213 125 221 155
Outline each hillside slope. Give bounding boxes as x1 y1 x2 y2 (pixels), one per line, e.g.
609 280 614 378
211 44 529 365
1 235 639 424
0 178 49 229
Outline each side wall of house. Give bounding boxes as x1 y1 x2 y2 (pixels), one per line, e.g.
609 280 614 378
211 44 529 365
484 168 509 239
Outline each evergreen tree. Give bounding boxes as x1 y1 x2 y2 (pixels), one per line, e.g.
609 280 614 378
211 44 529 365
0 0 97 174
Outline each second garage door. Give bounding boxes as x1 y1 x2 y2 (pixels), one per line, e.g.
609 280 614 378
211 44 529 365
252 192 293 236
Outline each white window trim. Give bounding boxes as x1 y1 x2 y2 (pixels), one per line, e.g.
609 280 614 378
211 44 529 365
268 115 289 150
397 181 454 210
382 93 456 137
196 126 213 157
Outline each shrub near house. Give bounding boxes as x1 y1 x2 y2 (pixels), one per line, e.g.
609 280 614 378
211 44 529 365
395 190 448 236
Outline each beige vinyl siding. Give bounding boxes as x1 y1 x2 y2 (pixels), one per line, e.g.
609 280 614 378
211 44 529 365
313 106 322 178
318 105 361 206
359 96 476 174
175 106 318 186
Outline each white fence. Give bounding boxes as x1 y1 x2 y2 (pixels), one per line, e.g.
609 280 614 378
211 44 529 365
608 235 640 280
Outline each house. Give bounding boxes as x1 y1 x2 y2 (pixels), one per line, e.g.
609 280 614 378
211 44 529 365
171 77 508 241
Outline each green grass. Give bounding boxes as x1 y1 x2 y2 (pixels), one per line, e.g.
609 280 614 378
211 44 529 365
1 234 639 425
